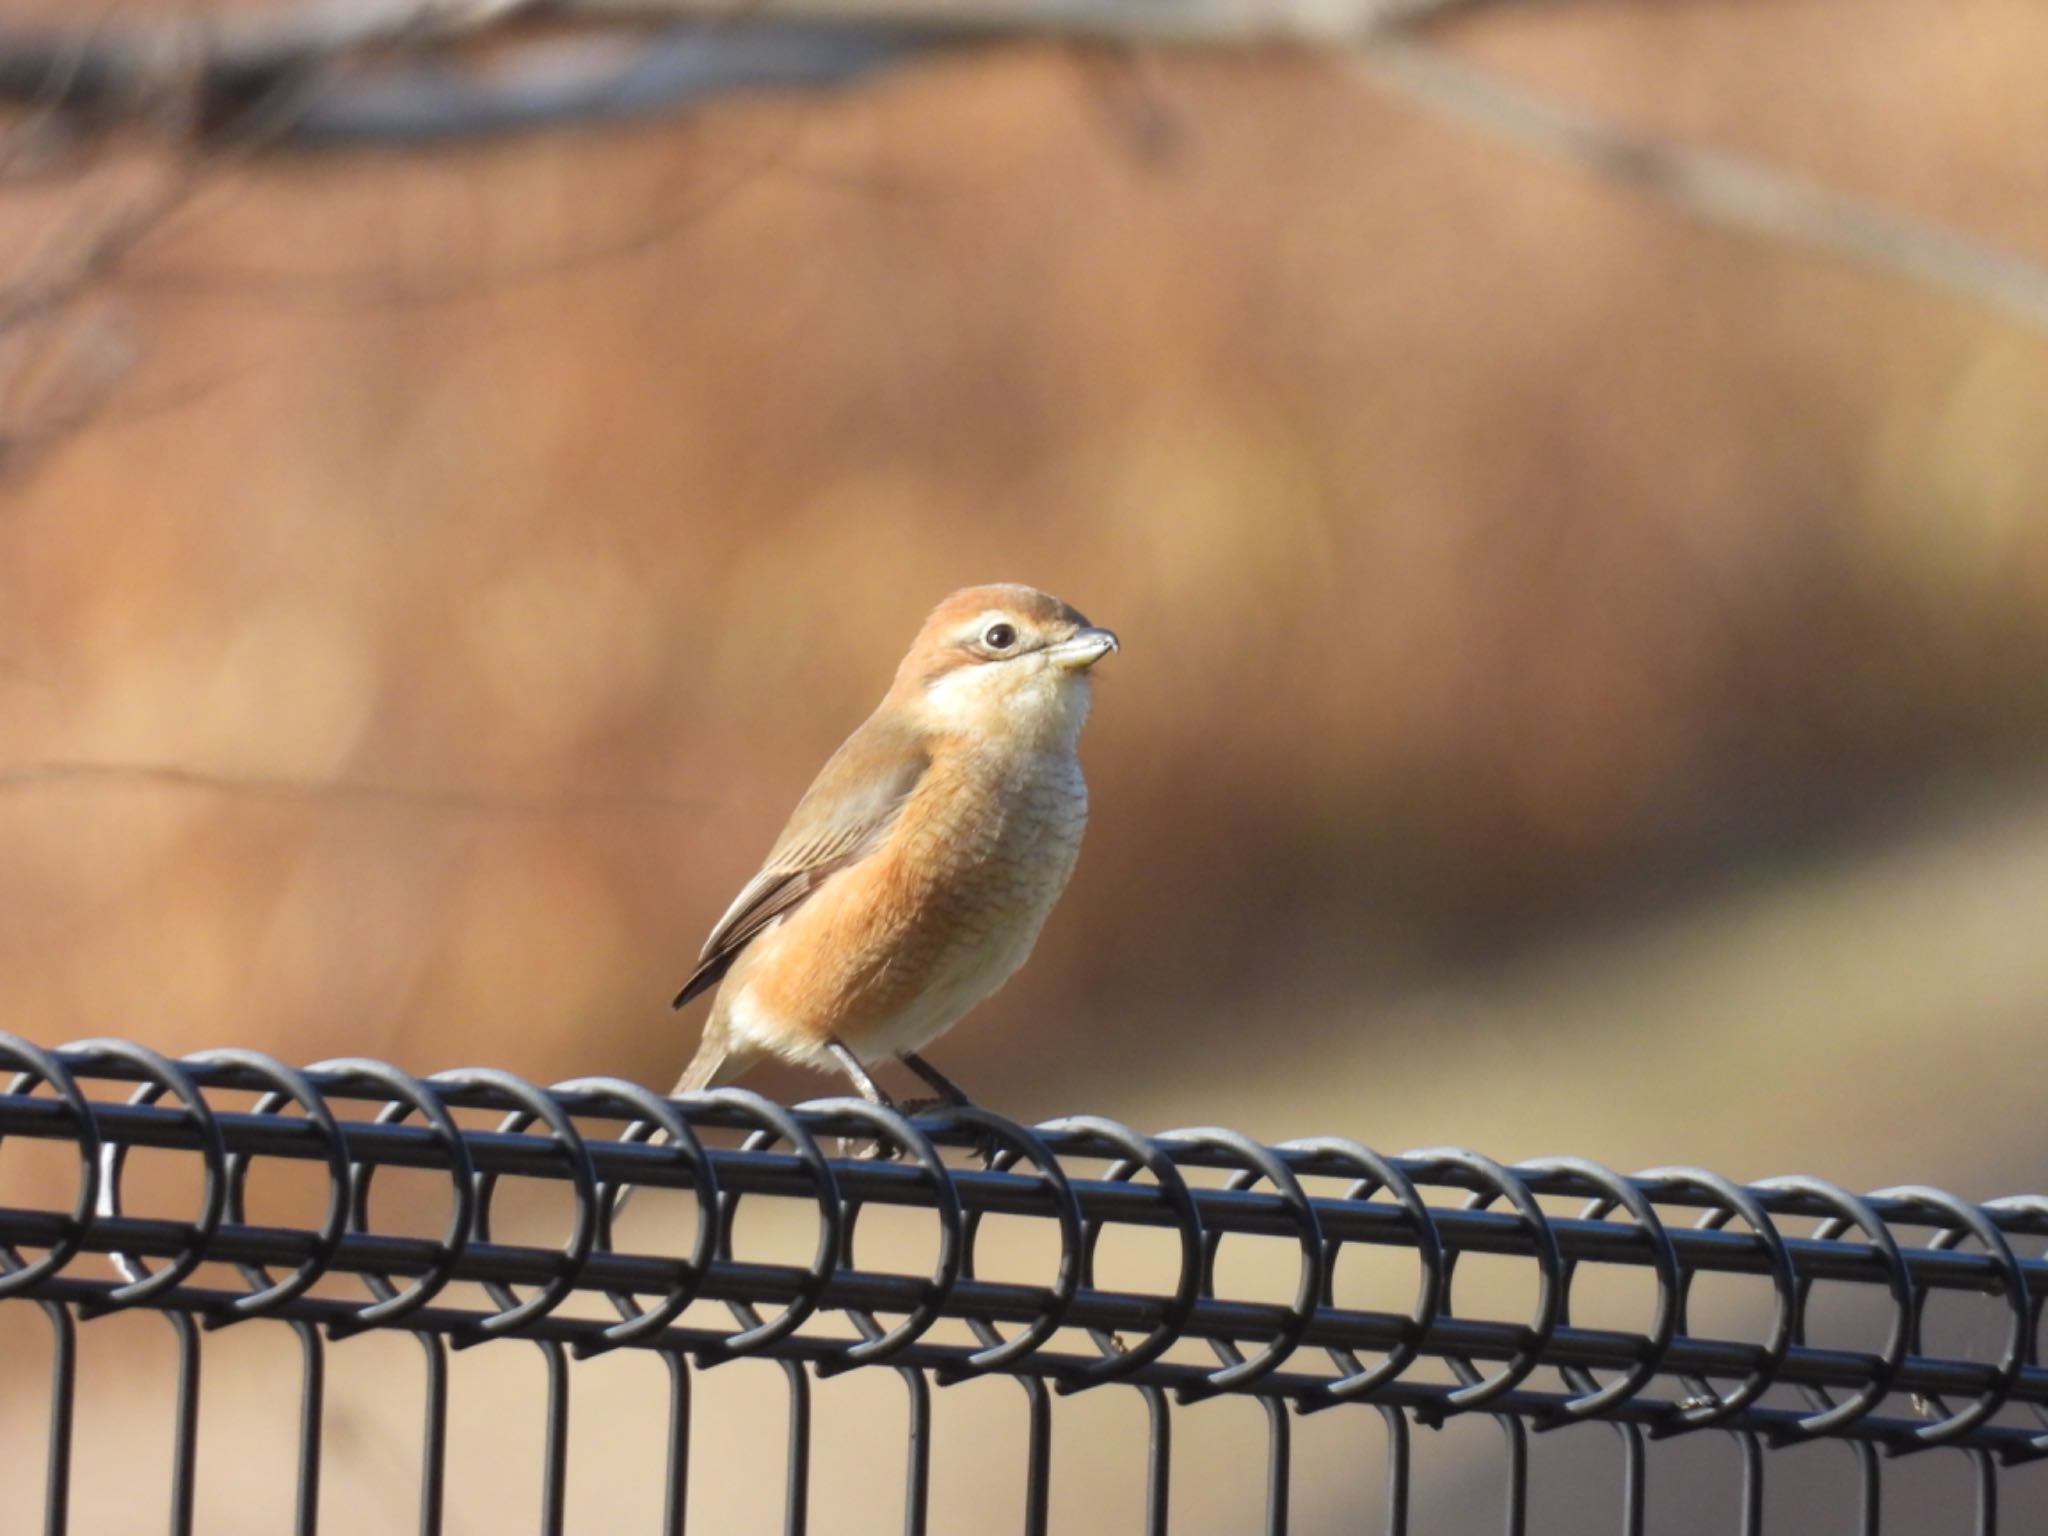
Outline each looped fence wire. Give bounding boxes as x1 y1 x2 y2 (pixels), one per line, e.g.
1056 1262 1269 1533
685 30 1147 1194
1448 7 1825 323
1 1032 2045 1536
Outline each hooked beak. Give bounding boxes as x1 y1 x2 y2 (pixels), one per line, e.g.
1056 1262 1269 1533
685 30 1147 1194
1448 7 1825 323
1048 626 1119 672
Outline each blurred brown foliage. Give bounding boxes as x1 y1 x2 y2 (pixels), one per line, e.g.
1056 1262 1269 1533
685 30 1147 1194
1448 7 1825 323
6 3 2048 1096
6 1 2048 1530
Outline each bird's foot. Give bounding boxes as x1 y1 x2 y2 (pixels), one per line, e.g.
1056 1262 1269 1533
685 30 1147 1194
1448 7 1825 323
896 1098 1001 1168
835 1135 903 1162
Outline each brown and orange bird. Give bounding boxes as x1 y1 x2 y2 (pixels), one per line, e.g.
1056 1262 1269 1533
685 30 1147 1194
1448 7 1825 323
667 583 1117 1112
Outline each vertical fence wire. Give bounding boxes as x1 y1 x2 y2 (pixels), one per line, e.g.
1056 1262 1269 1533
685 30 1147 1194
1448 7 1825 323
1142 1386 1172 1536
1378 1402 1409 1536
663 1353 692 1536
39 1301 75 1536
167 1313 202 1536
418 1336 448 1536
1261 1394 1290 1536
291 1321 324 1536
899 1366 931 1536
782 1359 811 1536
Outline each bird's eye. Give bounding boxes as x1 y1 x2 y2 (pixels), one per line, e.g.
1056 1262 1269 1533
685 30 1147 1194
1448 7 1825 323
982 622 1018 651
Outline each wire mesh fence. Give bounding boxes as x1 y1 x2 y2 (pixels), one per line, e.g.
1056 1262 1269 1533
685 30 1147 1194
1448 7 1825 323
1 1031 2042 1534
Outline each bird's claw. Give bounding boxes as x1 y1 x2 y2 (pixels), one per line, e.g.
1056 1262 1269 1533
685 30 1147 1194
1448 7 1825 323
836 1135 903 1162
897 1098 1001 1168
891 1097 1000 1167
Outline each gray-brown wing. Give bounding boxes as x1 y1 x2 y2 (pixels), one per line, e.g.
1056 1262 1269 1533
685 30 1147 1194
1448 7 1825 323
672 715 928 1009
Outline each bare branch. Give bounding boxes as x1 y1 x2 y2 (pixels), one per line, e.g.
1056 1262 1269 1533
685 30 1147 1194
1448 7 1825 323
0 759 710 818
3 0 2043 437
0 0 1436 81
0 0 1495 145
126 115 840 309
0 174 189 339
0 0 537 124
0 15 375 476
278 25 930 146
1352 37 2048 335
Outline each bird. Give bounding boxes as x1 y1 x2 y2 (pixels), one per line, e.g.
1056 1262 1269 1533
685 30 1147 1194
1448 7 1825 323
667 583 1117 1116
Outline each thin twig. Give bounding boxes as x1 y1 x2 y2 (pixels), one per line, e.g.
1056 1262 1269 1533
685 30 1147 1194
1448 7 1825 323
1352 37 2048 335
0 0 541 118
0 760 709 817
0 1 1485 148
0 14 369 474
0 0 1430 92
0 5 101 182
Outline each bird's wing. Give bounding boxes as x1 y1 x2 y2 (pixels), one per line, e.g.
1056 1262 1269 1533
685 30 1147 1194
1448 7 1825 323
673 712 930 1009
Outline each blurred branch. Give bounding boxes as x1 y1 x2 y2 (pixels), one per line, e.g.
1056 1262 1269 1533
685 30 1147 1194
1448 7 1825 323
2 1 2041 332
0 14 352 478
0 0 1480 471
0 0 534 133
0 175 188 340
0 760 709 817
2 0 2044 475
1354 37 2048 335
0 0 1449 82
269 25 933 145
0 0 1481 147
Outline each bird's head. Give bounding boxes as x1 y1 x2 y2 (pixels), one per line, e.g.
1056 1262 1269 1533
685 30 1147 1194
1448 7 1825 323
891 583 1118 748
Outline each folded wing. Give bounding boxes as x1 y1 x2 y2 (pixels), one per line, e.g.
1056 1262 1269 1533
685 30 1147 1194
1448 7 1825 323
673 713 930 1009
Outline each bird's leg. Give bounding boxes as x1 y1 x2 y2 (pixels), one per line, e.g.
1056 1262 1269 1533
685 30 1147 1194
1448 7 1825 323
898 1053 998 1167
825 1038 894 1107
824 1037 899 1159
898 1052 972 1108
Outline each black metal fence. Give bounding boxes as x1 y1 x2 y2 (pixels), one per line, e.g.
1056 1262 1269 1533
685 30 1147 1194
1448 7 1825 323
1 1032 2042 1534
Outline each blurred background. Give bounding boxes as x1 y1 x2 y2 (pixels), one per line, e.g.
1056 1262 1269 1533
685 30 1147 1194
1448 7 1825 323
3 0 2048 1530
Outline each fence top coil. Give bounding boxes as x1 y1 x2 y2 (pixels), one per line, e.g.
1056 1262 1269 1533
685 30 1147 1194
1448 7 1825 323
2 1031 2047 1536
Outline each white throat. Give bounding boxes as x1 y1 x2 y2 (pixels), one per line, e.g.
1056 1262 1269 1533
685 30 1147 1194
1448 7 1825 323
921 663 1092 754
